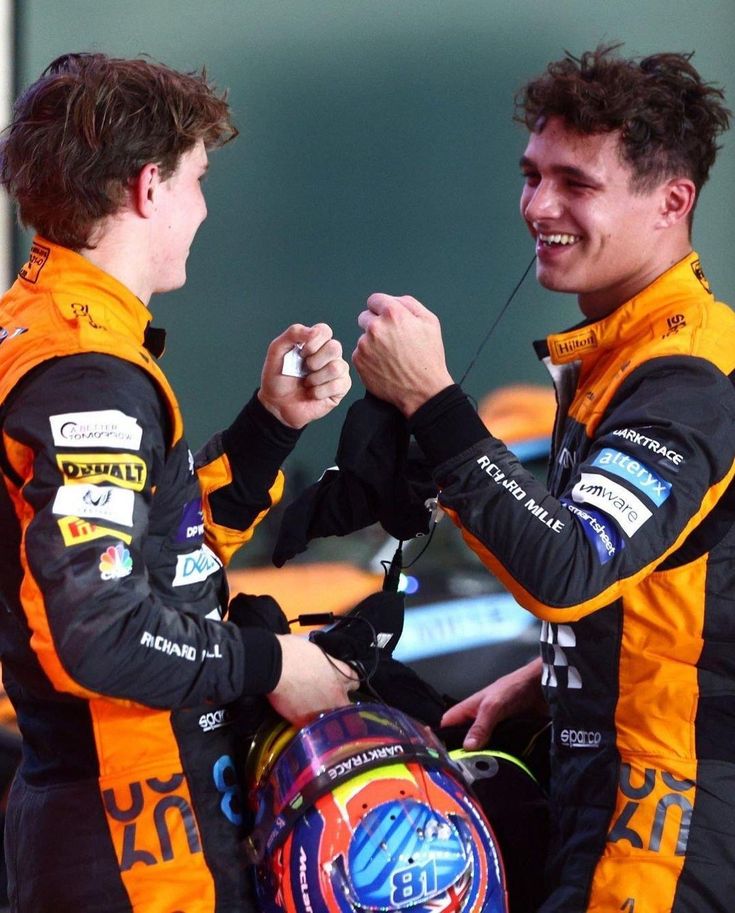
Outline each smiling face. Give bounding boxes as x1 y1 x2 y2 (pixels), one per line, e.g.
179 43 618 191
519 116 690 320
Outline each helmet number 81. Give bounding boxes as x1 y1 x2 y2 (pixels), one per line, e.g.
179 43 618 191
391 860 437 905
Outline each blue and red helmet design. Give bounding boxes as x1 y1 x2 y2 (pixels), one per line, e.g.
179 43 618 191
247 703 508 913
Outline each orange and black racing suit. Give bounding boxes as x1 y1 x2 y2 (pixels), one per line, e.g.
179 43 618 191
0 240 301 912
409 253 735 912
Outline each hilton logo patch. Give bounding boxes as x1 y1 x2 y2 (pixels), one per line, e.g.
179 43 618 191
550 328 598 362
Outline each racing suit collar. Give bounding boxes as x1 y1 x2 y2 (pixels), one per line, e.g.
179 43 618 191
18 237 155 348
540 251 712 366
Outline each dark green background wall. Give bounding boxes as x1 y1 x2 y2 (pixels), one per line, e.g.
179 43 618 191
16 0 735 490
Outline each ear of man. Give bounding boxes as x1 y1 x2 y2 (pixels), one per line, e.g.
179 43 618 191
654 176 697 231
132 162 162 218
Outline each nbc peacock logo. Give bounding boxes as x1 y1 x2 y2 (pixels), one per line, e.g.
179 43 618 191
99 542 133 581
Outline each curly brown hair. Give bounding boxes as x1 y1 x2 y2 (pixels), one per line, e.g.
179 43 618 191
0 52 238 250
516 44 730 195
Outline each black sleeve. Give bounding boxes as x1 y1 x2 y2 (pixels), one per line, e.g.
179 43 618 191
411 358 735 621
3 354 281 709
195 392 302 565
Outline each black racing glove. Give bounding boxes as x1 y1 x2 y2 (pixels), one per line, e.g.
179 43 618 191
226 593 290 742
228 592 290 636
272 393 436 567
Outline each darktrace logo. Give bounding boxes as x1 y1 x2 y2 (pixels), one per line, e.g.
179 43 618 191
326 745 405 781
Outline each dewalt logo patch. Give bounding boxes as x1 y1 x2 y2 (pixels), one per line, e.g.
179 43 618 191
56 453 147 491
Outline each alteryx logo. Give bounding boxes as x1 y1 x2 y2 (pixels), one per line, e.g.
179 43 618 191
592 448 671 507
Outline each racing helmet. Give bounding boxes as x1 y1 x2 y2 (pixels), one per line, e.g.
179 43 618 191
245 702 508 913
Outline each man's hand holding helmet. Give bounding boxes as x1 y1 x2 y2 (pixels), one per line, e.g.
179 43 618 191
269 635 359 726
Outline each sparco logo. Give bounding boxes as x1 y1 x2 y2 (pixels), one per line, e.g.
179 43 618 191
199 708 229 732
561 728 602 749
299 846 314 913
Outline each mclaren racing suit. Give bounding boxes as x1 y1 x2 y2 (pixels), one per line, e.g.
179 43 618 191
409 253 735 913
0 239 301 912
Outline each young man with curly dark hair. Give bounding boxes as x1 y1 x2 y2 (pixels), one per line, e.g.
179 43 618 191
0 53 356 912
354 45 734 912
